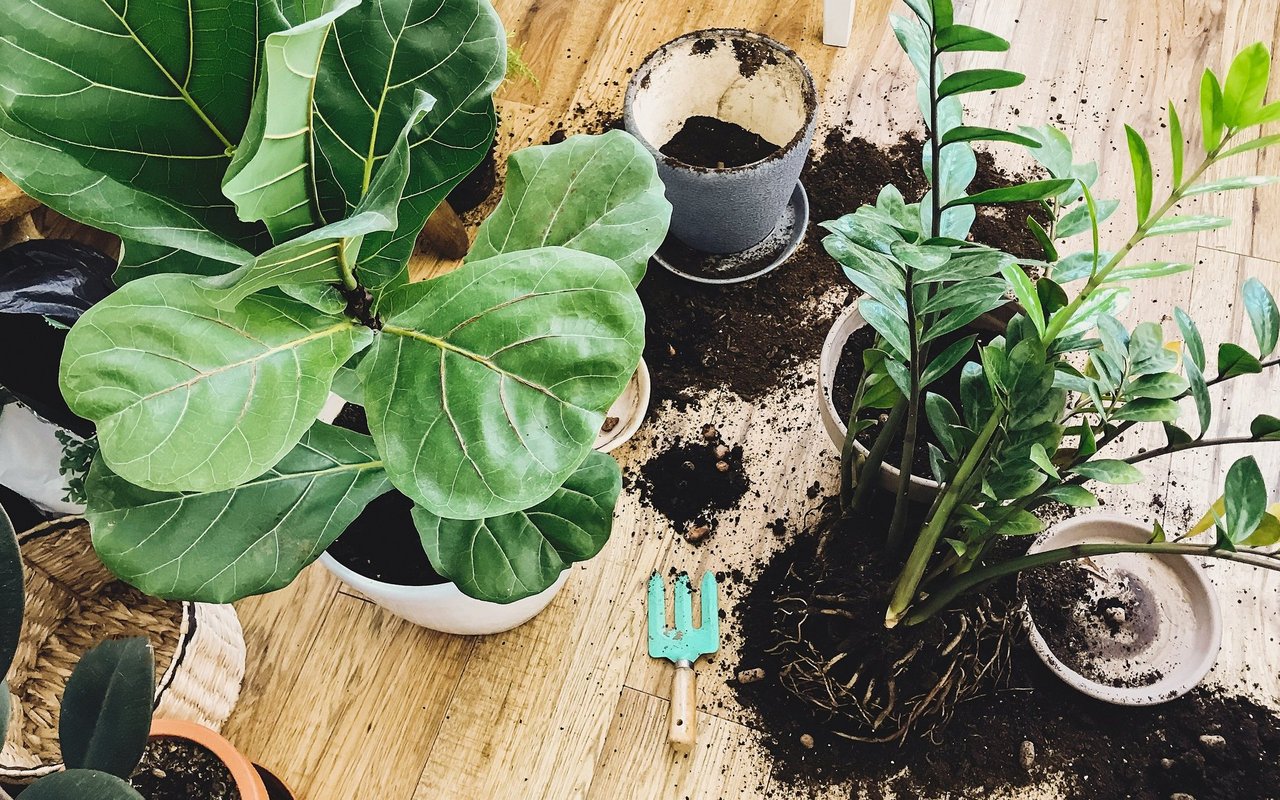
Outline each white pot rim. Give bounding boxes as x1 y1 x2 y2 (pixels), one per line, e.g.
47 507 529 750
595 359 651 453
1021 512 1223 706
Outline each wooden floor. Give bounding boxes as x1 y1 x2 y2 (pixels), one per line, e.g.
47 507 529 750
226 1 1280 798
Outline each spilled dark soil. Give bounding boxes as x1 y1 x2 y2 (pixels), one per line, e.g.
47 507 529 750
630 424 749 541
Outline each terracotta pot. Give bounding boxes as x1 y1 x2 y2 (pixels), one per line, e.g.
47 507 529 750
1021 513 1223 706
148 719 274 800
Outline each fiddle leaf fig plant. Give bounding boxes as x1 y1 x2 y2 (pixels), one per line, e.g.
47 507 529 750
824 0 1280 628
0 0 671 604
0 507 153 800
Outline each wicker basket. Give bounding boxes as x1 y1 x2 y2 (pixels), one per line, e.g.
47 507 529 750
1 517 246 781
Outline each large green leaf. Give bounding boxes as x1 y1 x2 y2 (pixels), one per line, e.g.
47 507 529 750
1242 276 1279 357
59 638 153 779
0 0 276 246
114 241 244 286
362 247 643 519
202 91 433 308
414 450 621 602
468 130 672 286
1224 456 1267 544
88 422 391 602
0 506 20 677
21 770 143 800
0 111 254 267
223 0 362 240
311 0 506 287
61 274 373 493
1221 43 1270 127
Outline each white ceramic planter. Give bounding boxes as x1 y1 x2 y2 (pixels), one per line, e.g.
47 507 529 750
320 552 571 636
595 359 651 453
1022 513 1223 706
817 301 939 503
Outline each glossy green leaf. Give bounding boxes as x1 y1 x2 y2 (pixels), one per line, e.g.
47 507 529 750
1145 215 1231 236
60 638 153 778
1201 69 1226 151
1113 397 1181 422
222 0 362 240
1127 373 1189 399
919 278 1005 314
902 0 932 26
1224 456 1267 544
1185 176 1280 195
1221 42 1270 127
946 179 1076 208
1242 276 1279 357
415 450 620 602
1254 100 1280 125
114 241 243 285
859 299 912 359
202 92 432 308
1251 414 1280 440
61 274 373 493
0 506 19 677
88 422 392 602
1001 263 1044 333
362 248 641 519
1053 250 1113 283
937 69 1025 98
923 296 1009 343
1169 102 1185 187
0 0 273 247
1163 422 1194 446
1218 342 1264 378
1220 134 1280 158
935 25 1009 52
1020 125 1074 178
922 335 977 388
1054 286 1131 340
1056 199 1118 239
1045 484 1099 508
1243 512 1280 546
1124 125 1154 224
1069 459 1144 485
940 126 1036 148
1185 354 1212 437
1104 261 1193 282
1028 216 1058 261
890 15 931 80
21 770 144 800
311 0 506 288
1029 442 1058 477
930 0 954 29
997 509 1045 535
924 392 963 459
1175 308 1206 370
468 130 671 286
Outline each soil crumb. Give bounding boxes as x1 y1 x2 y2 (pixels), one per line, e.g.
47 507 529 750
132 736 240 800
660 115 780 169
631 426 748 539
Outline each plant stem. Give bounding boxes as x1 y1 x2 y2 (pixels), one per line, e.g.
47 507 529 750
1125 434 1264 464
904 540 1280 625
838 368 874 513
885 406 1003 627
849 398 908 516
338 238 359 292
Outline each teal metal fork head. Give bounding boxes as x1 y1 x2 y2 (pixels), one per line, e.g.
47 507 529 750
647 571 720 664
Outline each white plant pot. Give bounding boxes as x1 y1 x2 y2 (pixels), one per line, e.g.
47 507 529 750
1022 513 1223 706
817 301 939 503
320 552 571 636
595 359 651 453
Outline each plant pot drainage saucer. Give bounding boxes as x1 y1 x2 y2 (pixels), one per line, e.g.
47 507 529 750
1022 513 1222 706
651 181 808 284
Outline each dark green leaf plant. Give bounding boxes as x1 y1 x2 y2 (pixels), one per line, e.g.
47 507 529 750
824 0 1280 629
0 0 672 604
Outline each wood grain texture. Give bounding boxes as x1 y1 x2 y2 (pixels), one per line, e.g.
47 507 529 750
206 2 1280 798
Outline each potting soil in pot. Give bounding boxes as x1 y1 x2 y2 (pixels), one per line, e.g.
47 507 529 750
659 115 780 169
326 404 447 587
131 737 239 800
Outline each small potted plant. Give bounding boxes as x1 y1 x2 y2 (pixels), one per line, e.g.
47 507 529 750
739 0 1280 748
0 507 280 800
624 28 817 282
0 0 671 635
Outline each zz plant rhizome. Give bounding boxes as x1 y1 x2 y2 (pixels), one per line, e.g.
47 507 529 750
0 0 671 605
746 0 1280 744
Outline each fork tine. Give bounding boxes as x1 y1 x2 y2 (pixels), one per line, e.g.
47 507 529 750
700 571 719 640
647 572 667 634
673 573 693 632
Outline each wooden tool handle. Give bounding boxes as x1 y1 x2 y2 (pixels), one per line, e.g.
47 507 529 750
668 662 697 751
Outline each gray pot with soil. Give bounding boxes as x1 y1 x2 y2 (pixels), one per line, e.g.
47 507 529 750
624 29 817 261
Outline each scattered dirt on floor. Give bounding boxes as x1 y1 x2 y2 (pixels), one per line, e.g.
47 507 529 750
629 424 749 540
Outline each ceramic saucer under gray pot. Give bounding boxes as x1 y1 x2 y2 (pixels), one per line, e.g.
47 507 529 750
624 28 817 281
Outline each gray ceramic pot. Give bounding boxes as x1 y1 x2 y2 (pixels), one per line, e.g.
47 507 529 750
624 29 817 254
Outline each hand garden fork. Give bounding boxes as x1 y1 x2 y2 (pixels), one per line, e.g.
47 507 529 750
647 571 720 751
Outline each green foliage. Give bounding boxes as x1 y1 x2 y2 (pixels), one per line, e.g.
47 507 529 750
4 1 671 604
0 506 20 682
60 638 154 778
834 10 1280 627
19 769 144 800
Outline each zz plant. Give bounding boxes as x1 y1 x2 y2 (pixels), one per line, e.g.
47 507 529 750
825 0 1280 630
0 0 671 604
1 507 155 800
